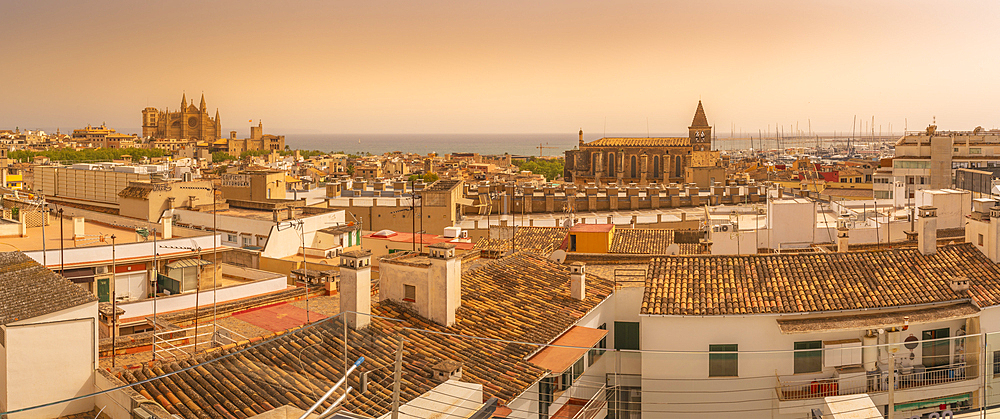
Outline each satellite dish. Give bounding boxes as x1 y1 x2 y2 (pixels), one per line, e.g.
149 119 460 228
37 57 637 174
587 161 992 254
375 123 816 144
665 244 680 256
549 250 567 264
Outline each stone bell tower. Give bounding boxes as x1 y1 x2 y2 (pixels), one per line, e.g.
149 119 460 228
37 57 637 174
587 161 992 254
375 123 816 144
689 101 712 152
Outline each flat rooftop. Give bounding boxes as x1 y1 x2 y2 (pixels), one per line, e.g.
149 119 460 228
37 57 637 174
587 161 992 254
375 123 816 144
1 217 141 253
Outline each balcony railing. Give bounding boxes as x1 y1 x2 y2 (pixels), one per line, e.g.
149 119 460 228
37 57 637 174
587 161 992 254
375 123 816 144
777 363 975 401
571 384 608 419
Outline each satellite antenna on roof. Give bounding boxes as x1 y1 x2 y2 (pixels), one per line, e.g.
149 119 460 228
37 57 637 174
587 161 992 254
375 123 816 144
549 249 567 264
665 243 680 256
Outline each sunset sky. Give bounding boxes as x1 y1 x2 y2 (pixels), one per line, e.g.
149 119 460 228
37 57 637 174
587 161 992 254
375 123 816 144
4 0 1000 136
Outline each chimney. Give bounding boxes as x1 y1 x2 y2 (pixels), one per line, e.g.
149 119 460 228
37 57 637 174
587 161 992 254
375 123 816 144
570 262 586 300
162 216 173 240
167 196 175 210
918 206 938 255
273 209 280 223
428 242 461 327
340 250 372 329
431 359 463 383
286 205 294 220
73 216 85 239
837 227 849 253
949 276 971 293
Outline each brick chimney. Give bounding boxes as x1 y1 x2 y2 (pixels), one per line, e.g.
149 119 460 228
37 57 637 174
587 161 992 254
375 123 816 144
570 262 586 300
340 250 372 329
918 206 937 255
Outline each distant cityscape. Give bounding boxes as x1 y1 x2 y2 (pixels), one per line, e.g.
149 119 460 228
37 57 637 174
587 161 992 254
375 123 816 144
5 94 1000 419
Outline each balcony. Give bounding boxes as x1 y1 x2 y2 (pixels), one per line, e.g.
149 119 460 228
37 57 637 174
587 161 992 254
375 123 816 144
776 363 980 413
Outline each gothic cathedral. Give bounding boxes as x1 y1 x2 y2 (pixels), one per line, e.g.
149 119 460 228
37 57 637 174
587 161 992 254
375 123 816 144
142 93 222 141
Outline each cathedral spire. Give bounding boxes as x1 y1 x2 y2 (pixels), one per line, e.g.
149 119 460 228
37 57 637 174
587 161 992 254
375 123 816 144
200 93 206 111
690 100 709 128
181 92 187 110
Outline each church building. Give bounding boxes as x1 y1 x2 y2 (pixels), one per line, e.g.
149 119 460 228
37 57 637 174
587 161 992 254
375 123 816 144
564 101 714 185
142 93 222 141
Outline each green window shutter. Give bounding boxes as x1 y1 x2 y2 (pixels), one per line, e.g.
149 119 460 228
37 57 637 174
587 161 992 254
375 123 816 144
709 344 738 377
793 341 823 374
614 321 640 350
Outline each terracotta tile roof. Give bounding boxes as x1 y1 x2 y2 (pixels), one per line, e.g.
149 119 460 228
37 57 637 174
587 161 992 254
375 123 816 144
118 185 153 199
642 243 1000 316
586 137 690 148
0 252 96 325
118 252 613 418
473 227 568 256
610 229 703 255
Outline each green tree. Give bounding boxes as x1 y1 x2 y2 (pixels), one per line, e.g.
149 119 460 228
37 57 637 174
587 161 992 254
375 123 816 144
514 157 564 181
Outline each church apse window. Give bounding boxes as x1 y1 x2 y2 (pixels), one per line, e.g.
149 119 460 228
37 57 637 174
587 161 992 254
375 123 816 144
675 155 682 178
608 153 616 175
653 155 660 178
630 155 637 178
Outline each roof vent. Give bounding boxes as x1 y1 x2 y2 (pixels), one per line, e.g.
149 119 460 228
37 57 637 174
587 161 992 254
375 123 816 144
950 276 971 293
991 206 1000 220
431 359 463 383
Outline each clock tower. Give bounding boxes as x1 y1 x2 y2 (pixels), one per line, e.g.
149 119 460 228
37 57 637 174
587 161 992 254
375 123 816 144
688 101 712 152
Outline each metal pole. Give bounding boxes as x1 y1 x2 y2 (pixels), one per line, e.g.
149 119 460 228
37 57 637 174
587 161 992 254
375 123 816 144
111 234 117 368
41 196 47 267
888 352 895 419
301 220 309 324
152 227 158 362
193 245 201 353
391 335 405 419
213 187 218 342
58 207 64 275
411 180 415 251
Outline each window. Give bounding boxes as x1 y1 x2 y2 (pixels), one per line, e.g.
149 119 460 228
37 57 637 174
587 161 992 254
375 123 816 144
614 321 640 350
589 323 608 366
923 328 951 368
709 344 738 377
569 235 577 251
242 237 251 247
971 148 982 154
227 234 237 242
994 351 1000 375
980 234 985 246
794 341 822 374
538 376 554 419
403 284 416 302
894 160 931 169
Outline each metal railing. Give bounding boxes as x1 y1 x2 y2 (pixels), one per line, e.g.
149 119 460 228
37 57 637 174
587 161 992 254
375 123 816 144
571 384 608 419
777 362 974 401
152 323 249 360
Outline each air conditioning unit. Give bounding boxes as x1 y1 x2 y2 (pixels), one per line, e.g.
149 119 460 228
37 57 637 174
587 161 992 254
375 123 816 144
95 266 109 275
712 225 721 233
459 231 469 239
325 248 340 259
720 224 731 232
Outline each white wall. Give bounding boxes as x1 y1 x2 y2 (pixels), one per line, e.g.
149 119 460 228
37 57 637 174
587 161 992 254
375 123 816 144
766 198 815 248
639 311 975 419
917 189 972 229
4 302 98 419
24 234 224 270
116 274 287 321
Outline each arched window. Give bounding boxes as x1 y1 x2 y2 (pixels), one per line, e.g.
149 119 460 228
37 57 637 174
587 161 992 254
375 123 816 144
653 155 660 178
592 153 599 175
675 155 683 178
608 152 616 175
630 155 637 178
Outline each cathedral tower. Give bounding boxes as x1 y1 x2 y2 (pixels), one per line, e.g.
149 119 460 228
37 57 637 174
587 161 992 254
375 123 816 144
688 101 712 152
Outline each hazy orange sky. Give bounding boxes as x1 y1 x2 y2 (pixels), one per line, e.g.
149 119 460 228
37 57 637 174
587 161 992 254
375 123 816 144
4 0 1000 136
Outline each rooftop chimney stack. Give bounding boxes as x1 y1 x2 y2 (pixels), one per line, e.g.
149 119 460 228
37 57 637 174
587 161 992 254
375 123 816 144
428 243 461 327
340 250 373 329
918 206 938 255
162 216 173 240
837 227 849 253
570 262 586 300
73 216 85 239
